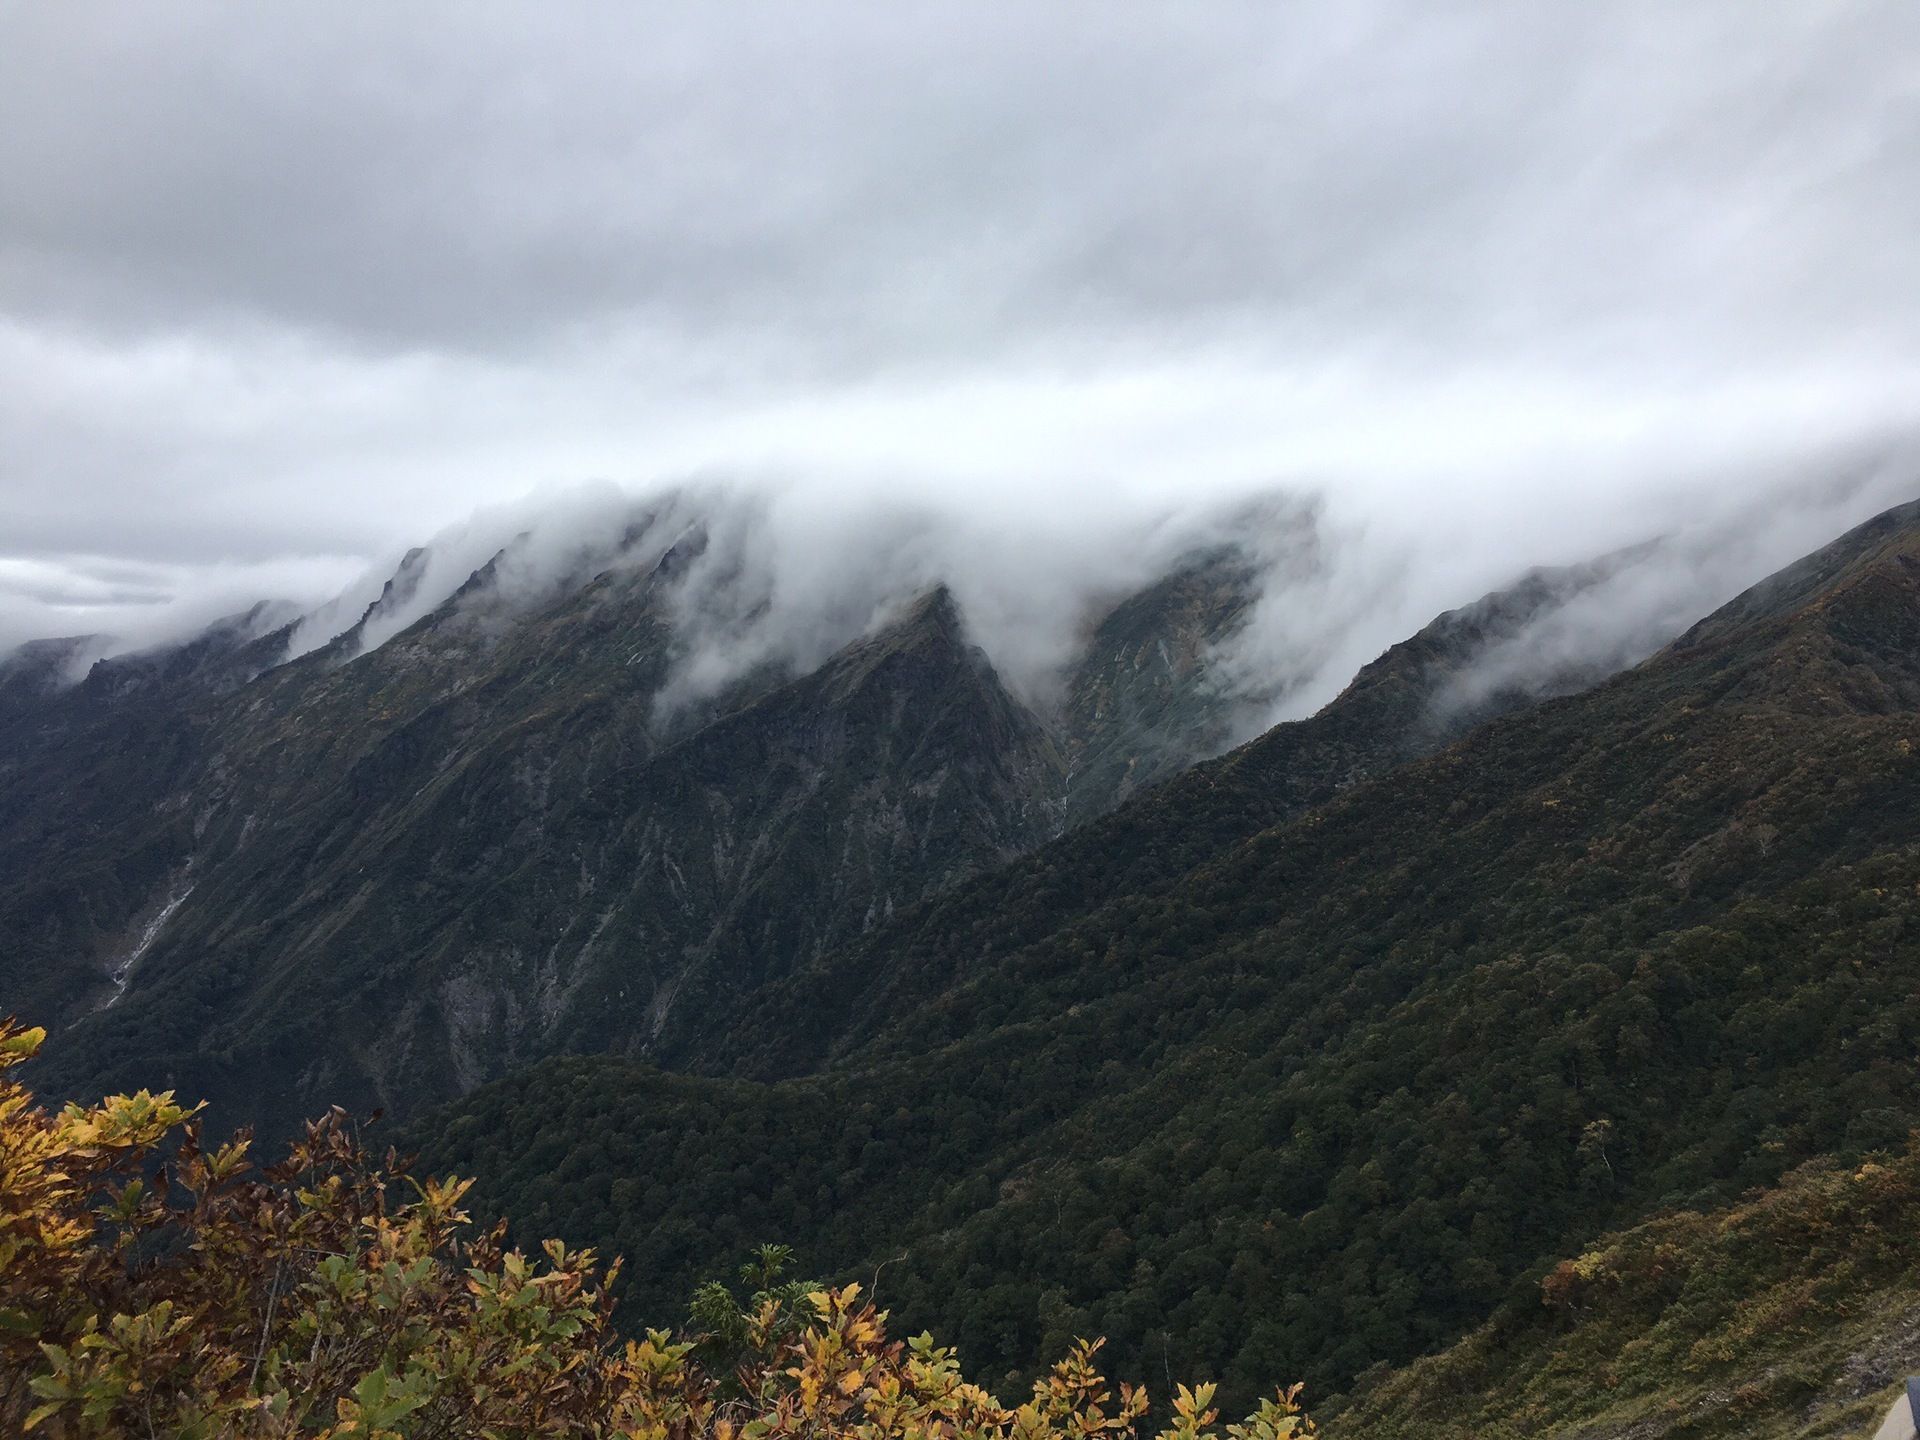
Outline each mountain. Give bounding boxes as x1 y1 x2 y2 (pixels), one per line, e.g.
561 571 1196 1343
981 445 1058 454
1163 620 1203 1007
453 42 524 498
2 511 1396 1132
0 606 294 1029
1057 546 1264 822
5 486 1656 1139
7 544 1047 1132
411 497 1920 1413
705 545 1651 1079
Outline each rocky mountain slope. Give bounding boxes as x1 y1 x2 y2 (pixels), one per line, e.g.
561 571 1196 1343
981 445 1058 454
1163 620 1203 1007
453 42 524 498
3 496 1646 1138
1056 547 1264 824
6 549 1036 1130
0 529 1192 1121
412 497 1920 1414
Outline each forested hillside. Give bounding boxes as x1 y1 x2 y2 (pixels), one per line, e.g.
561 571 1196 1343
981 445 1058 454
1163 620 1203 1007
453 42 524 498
1336 1135 1920 1438
707 551 1643 1079
16 490 1920 1424
416 499 1920 1413
0 1016 1325 1438
11 6 1916 1434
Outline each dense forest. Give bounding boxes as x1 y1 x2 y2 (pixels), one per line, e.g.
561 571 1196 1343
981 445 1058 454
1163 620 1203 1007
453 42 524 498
1341 1132 1920 1437
416 500 1920 1417
9 7 1916 1433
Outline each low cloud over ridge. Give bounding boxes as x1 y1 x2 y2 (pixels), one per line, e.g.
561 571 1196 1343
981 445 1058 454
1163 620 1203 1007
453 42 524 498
3 3 1919 707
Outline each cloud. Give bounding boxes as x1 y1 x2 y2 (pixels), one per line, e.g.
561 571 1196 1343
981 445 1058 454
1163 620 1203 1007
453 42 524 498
1424 444 1920 724
5 3 1915 365
1 2 1918 706
0 550 360 656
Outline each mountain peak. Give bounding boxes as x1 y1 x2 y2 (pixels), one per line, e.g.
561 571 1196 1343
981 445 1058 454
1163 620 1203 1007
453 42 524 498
898 583 965 635
807 586 975 692
1059 545 1264 820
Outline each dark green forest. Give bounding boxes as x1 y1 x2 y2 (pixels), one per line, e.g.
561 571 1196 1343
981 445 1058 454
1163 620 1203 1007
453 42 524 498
12 496 1920 1425
417 503 1920 1412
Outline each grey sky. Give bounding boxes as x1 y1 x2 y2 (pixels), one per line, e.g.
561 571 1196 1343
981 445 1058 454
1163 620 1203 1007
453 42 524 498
3 1 1919 689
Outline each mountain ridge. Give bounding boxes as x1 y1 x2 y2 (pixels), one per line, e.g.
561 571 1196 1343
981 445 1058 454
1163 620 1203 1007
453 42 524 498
1 530 1327 1132
6 503 1682 1137
704 541 1663 1079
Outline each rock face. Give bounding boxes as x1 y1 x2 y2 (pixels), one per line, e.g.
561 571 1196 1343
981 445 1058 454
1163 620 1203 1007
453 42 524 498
5 556 1066 1134
1057 547 1265 822
1 532 1263 1132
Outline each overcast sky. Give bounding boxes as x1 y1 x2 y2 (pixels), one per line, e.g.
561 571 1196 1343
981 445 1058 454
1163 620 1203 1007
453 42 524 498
4 1 1920 685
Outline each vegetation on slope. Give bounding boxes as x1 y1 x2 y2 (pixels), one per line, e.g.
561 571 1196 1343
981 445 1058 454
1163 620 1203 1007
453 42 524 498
18 568 1074 1137
709 550 1644 1081
19 499 1920 1427
417 501 1920 1412
2 503 1647 1143
0 1017 1318 1439
1334 1133 1920 1439
0 611 284 1030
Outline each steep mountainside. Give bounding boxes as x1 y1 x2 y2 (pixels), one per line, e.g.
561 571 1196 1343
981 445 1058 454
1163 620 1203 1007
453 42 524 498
0 524 1308 1129
707 549 1644 1078
5 495 1642 1138
1057 547 1263 823
415 498 1920 1413
0 608 294 1028
13 552 1072 1136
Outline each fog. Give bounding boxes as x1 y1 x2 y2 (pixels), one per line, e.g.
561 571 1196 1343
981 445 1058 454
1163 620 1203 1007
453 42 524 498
3 3 1918 722
240 432 1917 746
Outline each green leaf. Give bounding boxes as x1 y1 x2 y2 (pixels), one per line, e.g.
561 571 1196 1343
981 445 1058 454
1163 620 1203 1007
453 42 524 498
0 1306 40 1334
